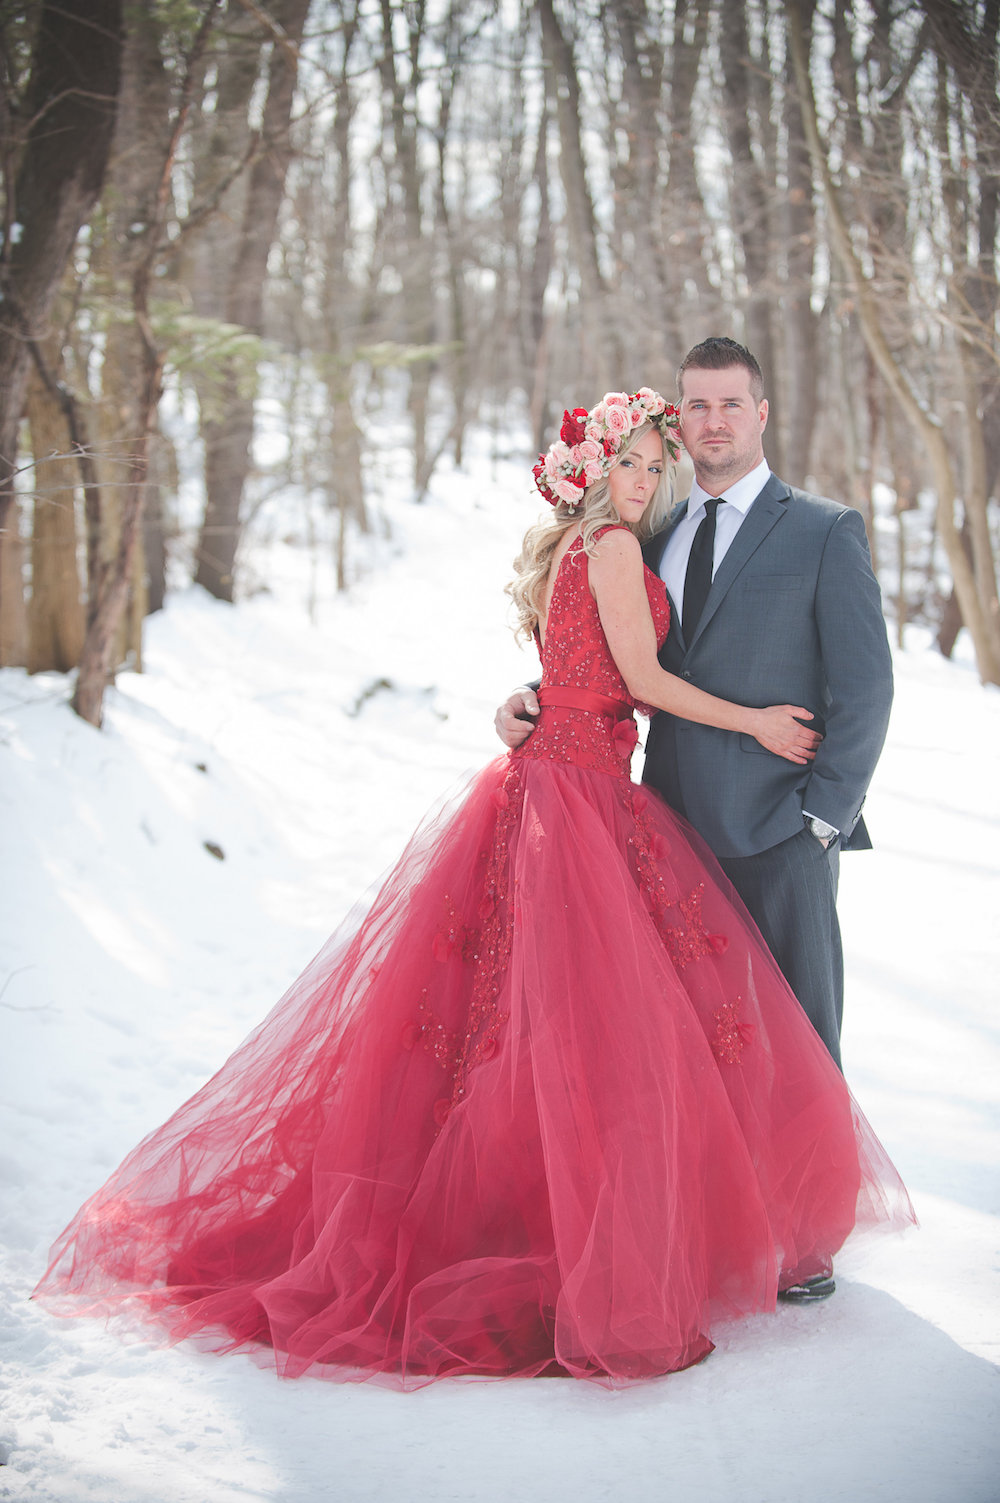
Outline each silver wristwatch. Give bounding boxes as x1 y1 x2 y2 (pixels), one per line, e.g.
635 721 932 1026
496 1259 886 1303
805 815 838 843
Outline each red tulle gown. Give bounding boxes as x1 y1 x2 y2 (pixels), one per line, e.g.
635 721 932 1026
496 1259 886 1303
35 527 913 1386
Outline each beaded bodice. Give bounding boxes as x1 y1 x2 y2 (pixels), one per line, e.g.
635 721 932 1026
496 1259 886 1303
513 525 670 778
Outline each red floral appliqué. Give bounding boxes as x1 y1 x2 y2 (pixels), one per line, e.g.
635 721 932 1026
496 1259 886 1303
711 999 754 1064
431 897 481 963
611 718 639 759
406 762 524 1127
622 785 728 968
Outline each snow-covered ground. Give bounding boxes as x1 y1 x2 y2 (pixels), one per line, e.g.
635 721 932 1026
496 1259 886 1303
1 449 998 1502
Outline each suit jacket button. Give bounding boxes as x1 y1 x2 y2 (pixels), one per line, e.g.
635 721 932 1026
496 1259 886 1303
682 670 692 679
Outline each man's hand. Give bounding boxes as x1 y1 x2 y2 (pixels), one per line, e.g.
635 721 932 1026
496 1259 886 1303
495 687 540 748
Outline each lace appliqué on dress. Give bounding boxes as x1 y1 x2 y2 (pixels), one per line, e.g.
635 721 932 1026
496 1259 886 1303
513 528 669 781
623 784 731 971
711 999 754 1064
405 762 525 1126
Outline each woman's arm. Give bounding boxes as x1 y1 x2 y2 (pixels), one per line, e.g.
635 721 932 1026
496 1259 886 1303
589 530 820 764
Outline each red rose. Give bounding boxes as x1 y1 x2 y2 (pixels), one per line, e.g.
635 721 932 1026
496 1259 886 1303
559 407 588 446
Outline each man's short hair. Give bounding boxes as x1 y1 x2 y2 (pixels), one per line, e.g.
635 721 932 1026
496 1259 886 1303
677 337 765 401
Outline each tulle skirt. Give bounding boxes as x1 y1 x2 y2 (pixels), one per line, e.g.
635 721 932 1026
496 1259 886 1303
34 754 913 1386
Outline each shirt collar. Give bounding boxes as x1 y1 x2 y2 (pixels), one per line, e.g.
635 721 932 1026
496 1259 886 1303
689 458 771 518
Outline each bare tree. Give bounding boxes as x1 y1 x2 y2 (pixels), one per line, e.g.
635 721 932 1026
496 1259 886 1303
73 0 222 725
0 0 123 658
193 0 313 601
718 0 784 475
536 0 617 391
788 0 1000 686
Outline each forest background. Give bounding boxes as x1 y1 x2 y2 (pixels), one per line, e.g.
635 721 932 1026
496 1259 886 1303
0 0 997 724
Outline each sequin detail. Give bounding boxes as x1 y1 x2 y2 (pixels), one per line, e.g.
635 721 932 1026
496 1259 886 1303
514 526 669 780
711 999 754 1064
408 762 524 1125
431 898 481 963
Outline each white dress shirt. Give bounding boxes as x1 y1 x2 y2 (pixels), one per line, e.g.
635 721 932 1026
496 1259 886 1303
659 458 772 609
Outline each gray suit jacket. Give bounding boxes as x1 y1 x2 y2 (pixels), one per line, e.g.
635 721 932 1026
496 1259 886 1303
641 473 893 859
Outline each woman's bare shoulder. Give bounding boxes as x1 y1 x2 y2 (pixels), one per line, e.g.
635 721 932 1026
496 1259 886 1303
590 526 642 563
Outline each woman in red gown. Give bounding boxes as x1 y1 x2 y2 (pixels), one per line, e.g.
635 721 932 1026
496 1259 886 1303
34 389 913 1386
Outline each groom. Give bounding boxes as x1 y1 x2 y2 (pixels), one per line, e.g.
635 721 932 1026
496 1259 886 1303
641 337 893 1063
498 339 893 1293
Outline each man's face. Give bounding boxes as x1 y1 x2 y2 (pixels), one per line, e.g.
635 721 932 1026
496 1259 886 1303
677 365 768 490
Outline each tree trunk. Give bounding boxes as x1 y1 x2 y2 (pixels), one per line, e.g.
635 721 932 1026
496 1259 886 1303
321 1 367 587
662 0 714 353
0 515 27 667
526 104 555 453
86 2 176 664
611 1 672 390
928 13 1000 658
194 0 312 600
25 354 86 672
376 0 436 495
720 0 783 474
71 371 158 724
72 0 220 724
536 0 614 392
782 0 819 485
0 0 122 648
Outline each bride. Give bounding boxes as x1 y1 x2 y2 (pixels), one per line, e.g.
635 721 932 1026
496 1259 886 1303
34 388 912 1386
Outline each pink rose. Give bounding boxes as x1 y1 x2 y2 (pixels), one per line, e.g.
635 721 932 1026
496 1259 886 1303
583 460 604 482
604 392 628 407
555 478 584 503
578 439 601 461
605 406 628 435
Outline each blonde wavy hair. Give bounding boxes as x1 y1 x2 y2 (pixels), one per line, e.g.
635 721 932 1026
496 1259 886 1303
506 420 673 642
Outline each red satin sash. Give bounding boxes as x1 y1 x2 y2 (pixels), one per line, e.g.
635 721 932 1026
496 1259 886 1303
537 686 633 721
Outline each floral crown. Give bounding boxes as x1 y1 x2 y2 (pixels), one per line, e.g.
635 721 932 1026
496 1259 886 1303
532 388 680 511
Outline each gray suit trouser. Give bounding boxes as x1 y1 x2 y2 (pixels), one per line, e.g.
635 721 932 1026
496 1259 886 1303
717 828 844 1071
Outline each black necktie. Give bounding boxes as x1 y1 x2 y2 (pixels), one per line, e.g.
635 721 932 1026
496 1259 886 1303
682 498 723 641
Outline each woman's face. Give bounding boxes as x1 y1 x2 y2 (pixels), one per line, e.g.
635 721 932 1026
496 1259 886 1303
607 429 664 524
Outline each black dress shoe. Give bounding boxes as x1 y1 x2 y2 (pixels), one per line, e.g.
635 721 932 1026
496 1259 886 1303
777 1273 836 1303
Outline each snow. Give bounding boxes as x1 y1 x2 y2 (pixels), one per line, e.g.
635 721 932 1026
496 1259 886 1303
1 445 998 1502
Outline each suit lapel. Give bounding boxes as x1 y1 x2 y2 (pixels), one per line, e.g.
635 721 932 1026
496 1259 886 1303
686 476 790 649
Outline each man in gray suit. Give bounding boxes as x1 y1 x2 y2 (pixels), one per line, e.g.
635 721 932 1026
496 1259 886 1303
640 337 893 1074
498 340 893 1298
